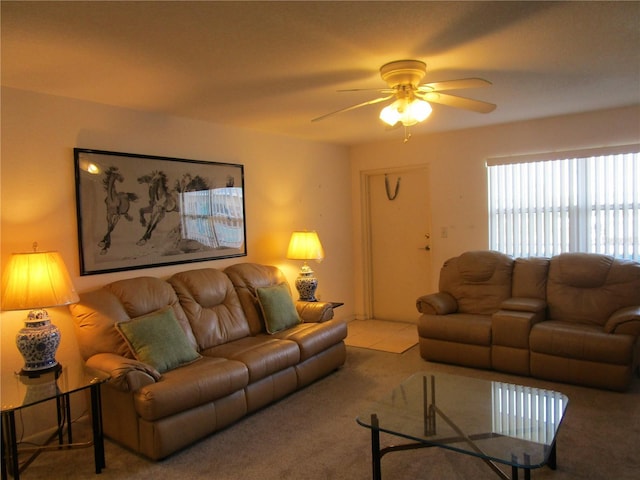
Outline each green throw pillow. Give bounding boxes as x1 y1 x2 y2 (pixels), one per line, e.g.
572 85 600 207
256 283 301 334
116 306 200 373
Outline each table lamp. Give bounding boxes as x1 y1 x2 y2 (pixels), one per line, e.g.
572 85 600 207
1 246 79 376
287 231 324 301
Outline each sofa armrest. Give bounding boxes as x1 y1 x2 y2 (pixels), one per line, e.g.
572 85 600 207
296 301 334 323
604 306 640 335
492 308 546 349
86 353 160 392
500 297 547 313
416 292 457 315
492 297 547 349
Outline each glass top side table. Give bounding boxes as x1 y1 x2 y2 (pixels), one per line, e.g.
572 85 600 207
1 364 109 480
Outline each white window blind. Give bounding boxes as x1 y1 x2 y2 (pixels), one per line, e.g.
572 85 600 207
488 146 639 261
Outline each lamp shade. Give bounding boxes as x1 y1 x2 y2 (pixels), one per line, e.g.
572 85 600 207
286 231 325 261
1 251 79 311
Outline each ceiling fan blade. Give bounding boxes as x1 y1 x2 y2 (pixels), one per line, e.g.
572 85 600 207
418 91 496 113
418 78 492 92
311 94 394 122
337 87 395 93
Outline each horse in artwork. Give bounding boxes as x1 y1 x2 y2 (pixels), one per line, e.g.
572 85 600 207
137 170 178 246
99 167 138 254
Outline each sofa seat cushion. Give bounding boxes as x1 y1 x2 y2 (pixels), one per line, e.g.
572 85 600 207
271 319 347 361
530 321 636 365
133 356 248 421
418 313 492 346
203 337 300 383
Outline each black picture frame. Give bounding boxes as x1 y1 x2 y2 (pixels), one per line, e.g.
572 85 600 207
74 148 246 275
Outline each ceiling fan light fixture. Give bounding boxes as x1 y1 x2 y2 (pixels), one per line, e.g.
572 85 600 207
406 98 432 124
379 98 432 127
379 100 402 126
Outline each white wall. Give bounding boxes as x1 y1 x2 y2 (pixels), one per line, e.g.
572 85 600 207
350 105 640 318
0 87 354 434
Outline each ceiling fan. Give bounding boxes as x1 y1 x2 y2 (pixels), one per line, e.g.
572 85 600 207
312 60 496 128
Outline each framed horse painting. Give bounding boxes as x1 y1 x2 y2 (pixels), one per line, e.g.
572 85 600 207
74 148 246 275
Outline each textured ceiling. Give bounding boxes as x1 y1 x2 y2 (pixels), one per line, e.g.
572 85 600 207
2 1 639 146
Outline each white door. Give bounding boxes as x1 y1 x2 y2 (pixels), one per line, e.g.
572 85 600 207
366 166 432 323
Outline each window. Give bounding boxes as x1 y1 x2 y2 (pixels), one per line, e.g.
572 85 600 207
488 145 639 261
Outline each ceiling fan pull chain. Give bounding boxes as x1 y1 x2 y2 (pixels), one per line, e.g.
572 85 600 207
403 125 412 143
385 174 401 201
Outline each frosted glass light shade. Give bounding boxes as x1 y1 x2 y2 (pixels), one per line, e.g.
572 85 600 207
406 99 432 123
286 231 325 261
380 98 432 126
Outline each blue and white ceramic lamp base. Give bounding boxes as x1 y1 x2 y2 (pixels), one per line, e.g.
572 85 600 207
16 309 62 376
295 272 319 302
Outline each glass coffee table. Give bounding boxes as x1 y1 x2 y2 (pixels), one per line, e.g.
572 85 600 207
357 372 568 480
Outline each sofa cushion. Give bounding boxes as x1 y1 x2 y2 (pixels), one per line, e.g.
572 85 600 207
169 269 251 350
105 276 198 349
511 257 550 299
418 313 492 346
133 356 249 421
203 336 300 383
70 288 136 361
225 263 292 335
439 251 514 315
547 253 640 326
271 319 347 360
116 307 201 373
256 283 301 334
530 320 636 365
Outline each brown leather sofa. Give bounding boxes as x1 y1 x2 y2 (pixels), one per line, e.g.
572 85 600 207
417 251 640 391
70 263 347 460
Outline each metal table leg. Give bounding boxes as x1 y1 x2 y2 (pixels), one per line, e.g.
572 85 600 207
371 414 382 480
90 383 106 473
1 412 19 480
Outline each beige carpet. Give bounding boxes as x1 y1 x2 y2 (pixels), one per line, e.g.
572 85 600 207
345 319 418 353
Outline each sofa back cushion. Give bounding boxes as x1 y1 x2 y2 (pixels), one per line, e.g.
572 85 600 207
547 253 640 326
224 263 292 335
168 268 250 350
70 276 196 360
439 251 514 315
512 257 550 300
70 288 135 361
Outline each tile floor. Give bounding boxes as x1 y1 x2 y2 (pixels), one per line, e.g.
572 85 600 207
345 319 418 353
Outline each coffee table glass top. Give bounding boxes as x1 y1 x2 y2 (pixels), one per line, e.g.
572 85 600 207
357 372 568 469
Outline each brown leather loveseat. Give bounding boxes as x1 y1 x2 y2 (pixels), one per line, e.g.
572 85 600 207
416 251 640 391
70 263 347 460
